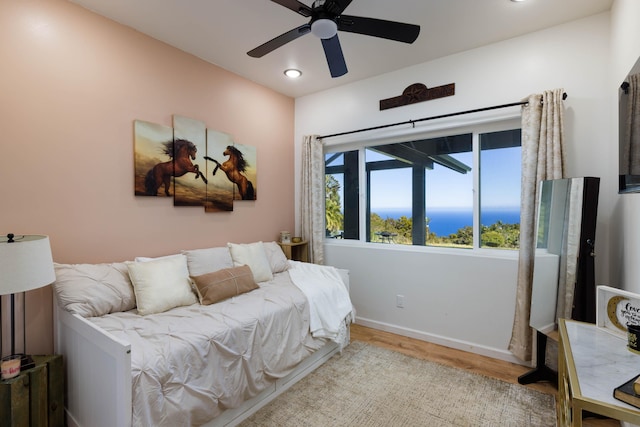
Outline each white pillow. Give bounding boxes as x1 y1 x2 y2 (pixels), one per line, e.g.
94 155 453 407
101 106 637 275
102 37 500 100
181 247 234 276
134 254 179 262
126 255 197 315
53 262 136 317
227 242 273 283
263 241 290 274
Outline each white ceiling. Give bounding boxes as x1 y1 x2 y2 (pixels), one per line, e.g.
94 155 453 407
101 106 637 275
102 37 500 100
69 0 613 98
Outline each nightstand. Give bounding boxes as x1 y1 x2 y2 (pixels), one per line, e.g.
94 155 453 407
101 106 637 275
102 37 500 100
0 354 64 427
277 240 309 262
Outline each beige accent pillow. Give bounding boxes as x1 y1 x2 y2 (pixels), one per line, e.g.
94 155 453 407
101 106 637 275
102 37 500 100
263 241 290 274
190 265 258 305
126 255 197 315
227 242 273 282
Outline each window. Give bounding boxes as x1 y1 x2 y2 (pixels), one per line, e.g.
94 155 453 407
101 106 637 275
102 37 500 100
325 121 521 250
325 150 358 239
479 129 522 249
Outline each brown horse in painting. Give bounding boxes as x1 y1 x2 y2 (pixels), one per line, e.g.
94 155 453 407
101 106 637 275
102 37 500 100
204 145 255 200
145 139 208 196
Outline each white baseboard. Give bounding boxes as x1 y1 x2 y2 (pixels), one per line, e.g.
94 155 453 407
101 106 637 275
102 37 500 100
355 316 529 366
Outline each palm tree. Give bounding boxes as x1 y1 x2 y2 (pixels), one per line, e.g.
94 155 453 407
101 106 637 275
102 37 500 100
325 175 343 236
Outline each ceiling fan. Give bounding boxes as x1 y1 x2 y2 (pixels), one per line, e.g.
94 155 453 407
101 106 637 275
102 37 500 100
247 0 421 78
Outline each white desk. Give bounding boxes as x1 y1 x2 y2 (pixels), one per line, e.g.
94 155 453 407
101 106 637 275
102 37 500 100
558 319 640 426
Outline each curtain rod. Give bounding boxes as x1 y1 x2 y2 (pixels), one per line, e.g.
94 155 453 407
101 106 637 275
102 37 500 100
318 92 567 140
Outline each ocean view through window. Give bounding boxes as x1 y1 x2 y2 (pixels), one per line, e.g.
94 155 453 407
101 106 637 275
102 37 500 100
372 207 520 237
325 121 521 249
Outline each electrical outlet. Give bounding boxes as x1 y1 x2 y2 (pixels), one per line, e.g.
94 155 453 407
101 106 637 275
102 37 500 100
396 294 405 308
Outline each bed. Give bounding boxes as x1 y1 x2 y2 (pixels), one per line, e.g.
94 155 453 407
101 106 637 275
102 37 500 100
52 241 353 427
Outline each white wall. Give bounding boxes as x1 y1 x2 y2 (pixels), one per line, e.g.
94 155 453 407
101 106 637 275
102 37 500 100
294 12 614 363
610 0 640 294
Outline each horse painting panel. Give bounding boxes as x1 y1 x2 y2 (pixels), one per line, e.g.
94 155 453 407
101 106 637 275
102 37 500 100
204 129 235 212
172 115 208 206
205 143 257 201
134 120 174 197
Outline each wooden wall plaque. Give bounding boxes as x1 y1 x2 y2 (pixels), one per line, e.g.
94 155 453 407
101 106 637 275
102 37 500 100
380 83 455 110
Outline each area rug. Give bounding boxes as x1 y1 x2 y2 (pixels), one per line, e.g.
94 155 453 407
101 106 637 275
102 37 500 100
240 341 556 427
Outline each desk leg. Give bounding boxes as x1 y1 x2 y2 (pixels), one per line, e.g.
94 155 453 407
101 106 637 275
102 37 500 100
572 406 583 427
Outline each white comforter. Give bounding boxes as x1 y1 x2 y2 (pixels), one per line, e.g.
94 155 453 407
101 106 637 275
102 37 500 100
89 269 350 427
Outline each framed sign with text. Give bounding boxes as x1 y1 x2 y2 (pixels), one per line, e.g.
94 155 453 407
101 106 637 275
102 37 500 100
597 285 640 339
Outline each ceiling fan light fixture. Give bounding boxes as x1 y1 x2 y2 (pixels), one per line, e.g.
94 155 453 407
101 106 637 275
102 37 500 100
311 18 337 39
284 68 302 78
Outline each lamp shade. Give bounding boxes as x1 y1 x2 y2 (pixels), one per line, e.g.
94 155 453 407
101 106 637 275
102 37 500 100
0 235 55 295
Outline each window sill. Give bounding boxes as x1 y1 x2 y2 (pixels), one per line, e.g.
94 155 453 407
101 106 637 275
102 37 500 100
324 238 521 260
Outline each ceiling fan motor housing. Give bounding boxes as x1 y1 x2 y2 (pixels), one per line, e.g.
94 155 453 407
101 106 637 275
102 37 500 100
313 0 343 16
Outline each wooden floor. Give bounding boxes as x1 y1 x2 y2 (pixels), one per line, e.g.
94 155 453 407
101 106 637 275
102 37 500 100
350 323 619 427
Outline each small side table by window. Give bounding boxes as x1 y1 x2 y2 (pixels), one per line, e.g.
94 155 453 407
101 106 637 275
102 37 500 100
277 240 309 262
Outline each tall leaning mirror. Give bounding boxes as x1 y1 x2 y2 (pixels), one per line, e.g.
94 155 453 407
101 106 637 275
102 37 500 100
519 177 599 385
619 55 640 193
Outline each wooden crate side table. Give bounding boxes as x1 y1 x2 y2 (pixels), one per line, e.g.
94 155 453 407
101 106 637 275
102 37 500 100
277 241 309 262
0 354 64 427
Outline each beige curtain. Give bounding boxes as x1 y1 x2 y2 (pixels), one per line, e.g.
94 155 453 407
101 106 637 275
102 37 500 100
509 89 566 361
300 135 325 264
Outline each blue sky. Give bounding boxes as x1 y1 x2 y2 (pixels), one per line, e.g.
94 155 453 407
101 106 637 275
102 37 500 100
368 147 521 211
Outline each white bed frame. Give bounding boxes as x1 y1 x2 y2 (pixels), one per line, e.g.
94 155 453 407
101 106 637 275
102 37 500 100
54 269 349 427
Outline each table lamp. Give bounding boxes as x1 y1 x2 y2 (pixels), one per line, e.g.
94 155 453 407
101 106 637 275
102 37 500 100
0 234 55 370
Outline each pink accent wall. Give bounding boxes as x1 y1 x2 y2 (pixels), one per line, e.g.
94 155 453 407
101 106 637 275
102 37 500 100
1 0 295 354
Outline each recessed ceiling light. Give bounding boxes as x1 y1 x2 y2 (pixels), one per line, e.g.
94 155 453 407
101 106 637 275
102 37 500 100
510 0 526 2
284 69 302 78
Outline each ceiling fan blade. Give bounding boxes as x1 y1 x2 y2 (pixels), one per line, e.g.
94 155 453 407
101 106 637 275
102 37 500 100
337 15 420 44
270 0 312 17
321 0 354 15
321 35 348 78
247 24 311 58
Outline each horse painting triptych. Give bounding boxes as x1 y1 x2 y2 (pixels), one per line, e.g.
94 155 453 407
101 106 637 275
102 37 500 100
134 117 257 213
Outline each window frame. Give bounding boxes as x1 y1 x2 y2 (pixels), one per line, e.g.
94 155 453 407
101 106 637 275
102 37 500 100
323 115 522 253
